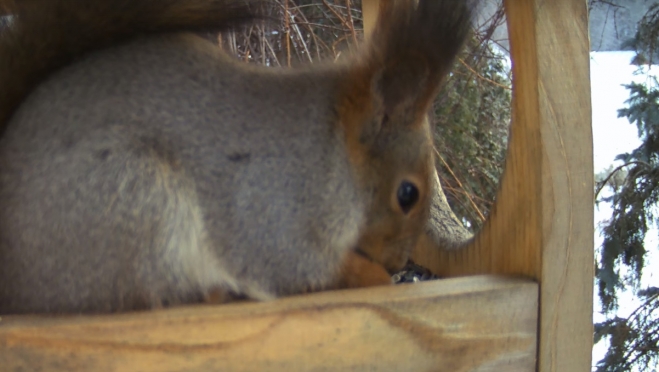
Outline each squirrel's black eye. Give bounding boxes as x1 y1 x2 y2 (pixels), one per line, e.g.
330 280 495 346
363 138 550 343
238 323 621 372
397 180 419 214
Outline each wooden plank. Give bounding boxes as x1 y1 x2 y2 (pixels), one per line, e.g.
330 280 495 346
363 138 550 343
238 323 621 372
362 0 379 38
530 2 594 371
0 276 538 372
412 0 543 284
411 0 594 371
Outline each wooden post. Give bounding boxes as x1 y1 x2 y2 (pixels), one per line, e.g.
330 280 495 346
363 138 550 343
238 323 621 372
362 0 379 38
412 0 594 371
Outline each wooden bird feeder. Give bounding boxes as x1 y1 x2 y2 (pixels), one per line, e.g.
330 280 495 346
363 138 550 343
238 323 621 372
0 0 594 370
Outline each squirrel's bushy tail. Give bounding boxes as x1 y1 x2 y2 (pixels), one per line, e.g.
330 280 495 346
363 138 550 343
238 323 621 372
0 0 264 135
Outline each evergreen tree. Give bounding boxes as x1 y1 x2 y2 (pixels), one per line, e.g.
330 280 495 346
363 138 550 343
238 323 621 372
432 36 510 231
592 1 659 370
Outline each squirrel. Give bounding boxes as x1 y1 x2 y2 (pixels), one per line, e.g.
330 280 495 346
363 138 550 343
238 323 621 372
0 0 474 313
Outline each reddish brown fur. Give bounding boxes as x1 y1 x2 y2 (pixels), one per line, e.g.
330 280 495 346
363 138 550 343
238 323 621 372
333 0 472 273
337 251 393 289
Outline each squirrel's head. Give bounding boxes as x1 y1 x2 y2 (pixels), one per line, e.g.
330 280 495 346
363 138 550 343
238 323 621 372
335 0 473 273
336 66 436 273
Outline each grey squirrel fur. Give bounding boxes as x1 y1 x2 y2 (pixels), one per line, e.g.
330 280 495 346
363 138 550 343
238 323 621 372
0 0 474 313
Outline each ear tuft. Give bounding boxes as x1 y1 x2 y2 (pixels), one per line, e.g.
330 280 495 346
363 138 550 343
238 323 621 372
334 0 474 161
369 0 475 120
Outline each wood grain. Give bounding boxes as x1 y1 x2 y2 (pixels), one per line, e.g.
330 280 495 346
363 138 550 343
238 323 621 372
0 276 538 372
362 0 379 37
412 0 594 371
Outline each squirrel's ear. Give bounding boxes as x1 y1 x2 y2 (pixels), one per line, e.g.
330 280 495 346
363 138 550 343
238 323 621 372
373 55 433 129
368 0 474 128
335 0 473 156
